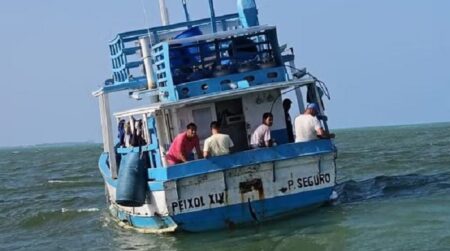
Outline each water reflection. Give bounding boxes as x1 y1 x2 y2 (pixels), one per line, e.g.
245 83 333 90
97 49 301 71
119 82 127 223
102 205 346 251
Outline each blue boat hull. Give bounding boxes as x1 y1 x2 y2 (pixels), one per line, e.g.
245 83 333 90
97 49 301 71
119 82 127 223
106 185 333 232
100 142 337 233
172 187 333 232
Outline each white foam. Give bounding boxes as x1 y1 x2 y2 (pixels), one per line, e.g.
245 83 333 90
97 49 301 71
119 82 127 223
77 208 100 212
48 180 78 184
61 208 99 213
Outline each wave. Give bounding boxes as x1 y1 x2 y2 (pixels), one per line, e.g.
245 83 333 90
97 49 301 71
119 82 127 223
19 207 101 228
48 180 82 184
46 179 104 188
61 207 100 213
335 172 450 204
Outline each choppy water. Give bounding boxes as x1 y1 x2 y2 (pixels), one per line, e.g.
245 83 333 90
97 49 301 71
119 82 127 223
1 123 449 251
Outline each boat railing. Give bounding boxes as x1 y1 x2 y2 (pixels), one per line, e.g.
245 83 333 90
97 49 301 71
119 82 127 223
151 26 286 102
107 140 335 186
101 140 335 193
107 13 241 92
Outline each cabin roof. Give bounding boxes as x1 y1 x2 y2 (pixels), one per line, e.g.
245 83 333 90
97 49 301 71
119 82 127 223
113 78 314 118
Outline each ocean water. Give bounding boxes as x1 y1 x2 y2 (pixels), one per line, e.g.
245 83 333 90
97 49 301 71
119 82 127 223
1 122 449 251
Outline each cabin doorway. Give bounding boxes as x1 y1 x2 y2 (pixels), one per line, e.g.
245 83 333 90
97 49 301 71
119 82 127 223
177 104 217 143
215 98 248 152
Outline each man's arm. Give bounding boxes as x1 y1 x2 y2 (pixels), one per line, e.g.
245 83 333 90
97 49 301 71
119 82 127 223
178 153 188 162
316 128 335 139
203 138 210 158
263 128 273 147
195 138 204 159
228 135 234 149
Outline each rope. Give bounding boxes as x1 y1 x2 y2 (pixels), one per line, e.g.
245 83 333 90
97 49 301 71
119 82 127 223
285 65 331 99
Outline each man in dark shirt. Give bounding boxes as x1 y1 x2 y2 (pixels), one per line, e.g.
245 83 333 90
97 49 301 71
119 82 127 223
283 99 294 143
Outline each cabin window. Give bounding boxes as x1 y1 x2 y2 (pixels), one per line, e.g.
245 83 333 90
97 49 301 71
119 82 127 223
181 87 190 98
244 75 255 83
267 72 278 79
115 116 149 148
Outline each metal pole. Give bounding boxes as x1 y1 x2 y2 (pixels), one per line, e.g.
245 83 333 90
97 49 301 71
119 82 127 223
158 0 170 25
182 0 190 23
99 93 118 179
208 0 217 33
139 37 156 89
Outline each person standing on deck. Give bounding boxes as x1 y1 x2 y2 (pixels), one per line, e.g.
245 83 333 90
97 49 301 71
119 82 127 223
250 112 274 148
283 99 294 143
294 103 334 142
166 123 203 165
203 121 234 158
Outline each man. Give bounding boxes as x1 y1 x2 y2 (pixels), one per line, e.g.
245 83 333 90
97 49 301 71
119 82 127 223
166 123 203 165
283 99 294 143
203 121 234 158
294 103 334 142
250 112 274 148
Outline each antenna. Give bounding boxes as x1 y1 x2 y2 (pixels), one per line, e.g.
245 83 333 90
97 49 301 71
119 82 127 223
182 0 191 23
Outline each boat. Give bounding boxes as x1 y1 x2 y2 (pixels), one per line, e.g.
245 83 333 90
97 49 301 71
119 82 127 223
92 0 337 233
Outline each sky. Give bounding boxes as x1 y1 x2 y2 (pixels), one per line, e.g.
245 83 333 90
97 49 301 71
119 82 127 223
0 0 449 147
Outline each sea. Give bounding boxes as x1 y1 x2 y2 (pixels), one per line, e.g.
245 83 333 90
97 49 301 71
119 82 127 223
1 122 449 251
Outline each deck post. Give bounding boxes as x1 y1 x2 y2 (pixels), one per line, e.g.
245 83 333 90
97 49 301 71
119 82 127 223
99 93 118 179
295 87 305 114
289 61 305 114
155 110 169 167
313 84 329 132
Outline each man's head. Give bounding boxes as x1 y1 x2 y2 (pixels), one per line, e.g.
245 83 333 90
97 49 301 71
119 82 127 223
283 99 292 111
306 103 319 116
186 123 198 138
262 112 274 127
210 121 220 134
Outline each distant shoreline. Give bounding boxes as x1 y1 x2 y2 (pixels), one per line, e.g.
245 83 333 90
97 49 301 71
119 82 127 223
2 121 449 148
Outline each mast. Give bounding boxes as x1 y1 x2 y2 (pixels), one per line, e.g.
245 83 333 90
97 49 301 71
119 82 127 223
158 0 170 25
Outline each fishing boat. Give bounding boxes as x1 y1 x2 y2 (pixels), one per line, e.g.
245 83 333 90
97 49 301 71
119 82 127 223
93 0 337 233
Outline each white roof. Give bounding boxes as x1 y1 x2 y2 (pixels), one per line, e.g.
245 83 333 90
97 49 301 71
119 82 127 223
114 78 314 118
161 78 314 109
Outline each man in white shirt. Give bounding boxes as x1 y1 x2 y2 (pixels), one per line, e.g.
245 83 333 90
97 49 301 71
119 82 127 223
203 121 234 157
250 112 274 148
294 103 334 142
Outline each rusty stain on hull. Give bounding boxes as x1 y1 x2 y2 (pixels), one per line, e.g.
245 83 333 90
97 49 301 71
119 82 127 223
239 178 264 200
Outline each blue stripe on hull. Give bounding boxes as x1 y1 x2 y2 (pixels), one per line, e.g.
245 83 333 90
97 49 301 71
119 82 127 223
110 205 178 232
109 187 332 232
172 187 333 232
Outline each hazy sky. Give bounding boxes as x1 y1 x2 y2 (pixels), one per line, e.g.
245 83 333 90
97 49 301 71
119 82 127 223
1 0 449 147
